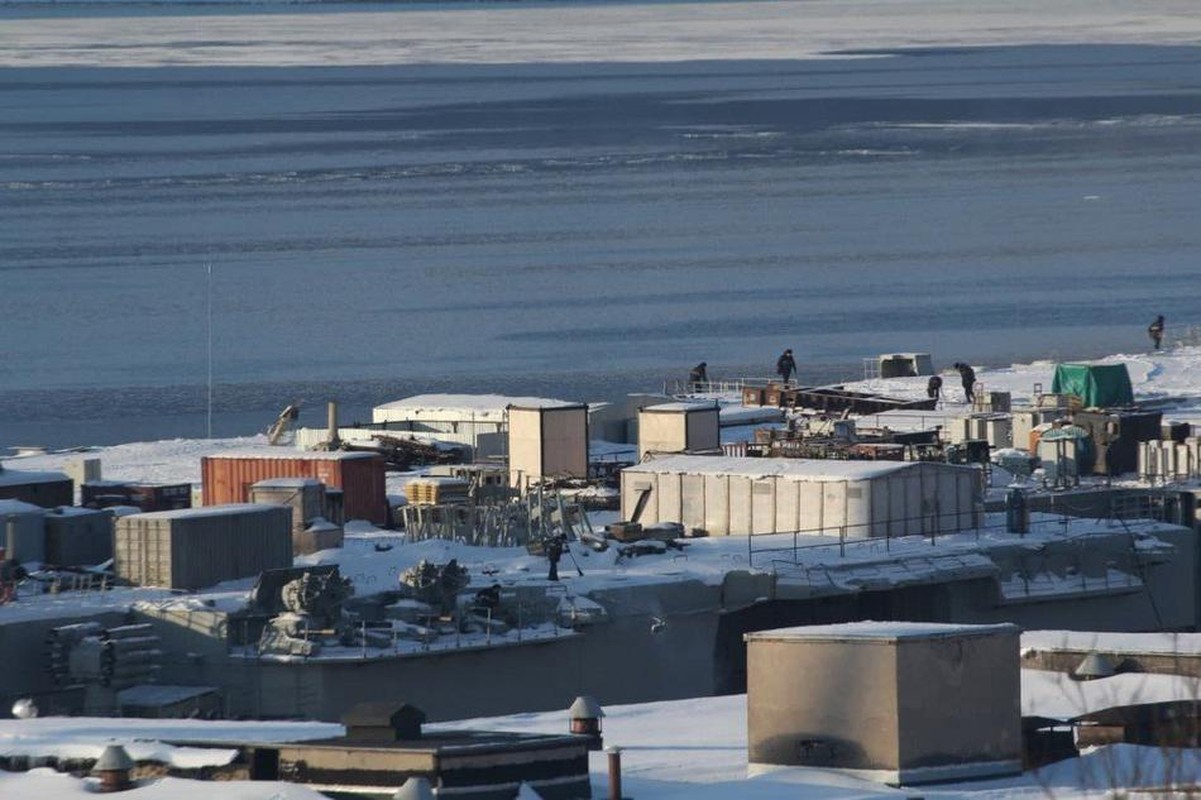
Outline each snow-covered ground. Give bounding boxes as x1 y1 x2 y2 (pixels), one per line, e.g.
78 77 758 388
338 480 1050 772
2 0 1201 68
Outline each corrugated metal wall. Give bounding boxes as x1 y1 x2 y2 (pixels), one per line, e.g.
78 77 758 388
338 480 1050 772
115 505 292 590
201 455 387 524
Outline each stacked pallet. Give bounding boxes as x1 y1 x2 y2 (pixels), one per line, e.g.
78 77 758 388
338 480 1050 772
405 477 470 506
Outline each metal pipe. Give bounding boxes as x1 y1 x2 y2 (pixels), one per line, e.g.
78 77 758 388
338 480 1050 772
327 401 341 447
606 746 623 800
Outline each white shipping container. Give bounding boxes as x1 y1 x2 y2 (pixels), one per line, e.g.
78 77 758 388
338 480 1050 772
622 456 979 538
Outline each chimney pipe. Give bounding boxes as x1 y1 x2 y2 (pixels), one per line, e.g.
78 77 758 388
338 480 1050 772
606 746 623 800
327 401 341 448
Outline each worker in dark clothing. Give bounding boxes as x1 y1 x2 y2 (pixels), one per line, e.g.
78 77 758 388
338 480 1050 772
688 362 708 392
776 349 797 386
1149 315 1165 350
926 375 943 401
545 535 564 582
953 362 977 404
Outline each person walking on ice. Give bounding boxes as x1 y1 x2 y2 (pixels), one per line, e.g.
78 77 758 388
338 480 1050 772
776 349 797 386
1149 315 1165 350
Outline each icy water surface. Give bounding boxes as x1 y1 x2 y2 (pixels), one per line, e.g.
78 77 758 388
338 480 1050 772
3 32 1201 446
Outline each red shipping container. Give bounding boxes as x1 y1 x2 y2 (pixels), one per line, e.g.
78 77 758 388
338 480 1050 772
201 452 387 524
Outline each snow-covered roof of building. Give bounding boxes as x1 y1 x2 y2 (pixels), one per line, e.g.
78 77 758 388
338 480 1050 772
117 684 219 707
121 503 283 521
374 394 579 421
1022 630 1201 657
624 454 955 480
204 449 377 462
642 402 720 414
0 467 69 487
0 499 46 515
47 505 106 517
745 620 1019 643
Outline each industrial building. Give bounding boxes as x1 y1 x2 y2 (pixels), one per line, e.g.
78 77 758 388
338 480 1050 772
621 455 980 537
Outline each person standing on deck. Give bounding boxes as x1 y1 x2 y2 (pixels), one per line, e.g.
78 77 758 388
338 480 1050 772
688 362 708 392
1149 315 1165 350
927 375 943 401
776 349 797 386
953 362 977 404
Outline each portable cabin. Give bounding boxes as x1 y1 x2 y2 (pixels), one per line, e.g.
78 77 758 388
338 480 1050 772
507 402 589 488
637 402 720 459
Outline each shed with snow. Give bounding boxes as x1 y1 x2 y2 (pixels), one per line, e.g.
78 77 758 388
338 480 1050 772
637 402 720 460
371 393 579 460
745 621 1022 784
620 455 979 537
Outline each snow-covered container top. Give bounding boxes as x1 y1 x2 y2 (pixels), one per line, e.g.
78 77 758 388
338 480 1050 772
206 449 378 462
746 620 1020 643
0 498 45 515
626 454 926 480
124 502 281 521
641 402 718 414
0 467 69 486
373 394 577 423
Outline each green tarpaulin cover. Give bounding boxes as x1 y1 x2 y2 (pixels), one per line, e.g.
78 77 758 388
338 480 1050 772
1050 363 1134 408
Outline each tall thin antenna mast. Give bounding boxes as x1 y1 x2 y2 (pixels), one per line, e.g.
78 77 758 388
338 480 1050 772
206 263 213 439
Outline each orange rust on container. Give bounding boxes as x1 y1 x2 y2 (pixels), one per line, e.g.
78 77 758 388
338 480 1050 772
201 452 387 524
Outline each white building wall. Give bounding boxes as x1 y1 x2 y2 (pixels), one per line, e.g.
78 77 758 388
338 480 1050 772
621 457 979 538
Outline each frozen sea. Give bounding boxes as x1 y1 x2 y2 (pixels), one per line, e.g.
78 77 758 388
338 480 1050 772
2 0 1201 448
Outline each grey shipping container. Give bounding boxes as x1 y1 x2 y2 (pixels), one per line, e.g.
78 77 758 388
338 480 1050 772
44 507 113 566
115 504 292 590
1 498 47 563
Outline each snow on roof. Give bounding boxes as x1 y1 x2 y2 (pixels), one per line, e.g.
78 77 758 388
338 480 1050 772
1022 670 1201 720
1022 630 1201 657
745 620 1019 643
0 499 46 515
374 394 578 419
434 677 1198 799
0 468 69 487
122 503 284 521
0 715 340 773
624 454 949 480
0 771 334 800
46 505 105 517
117 684 219 707
205 449 377 461
642 402 719 413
